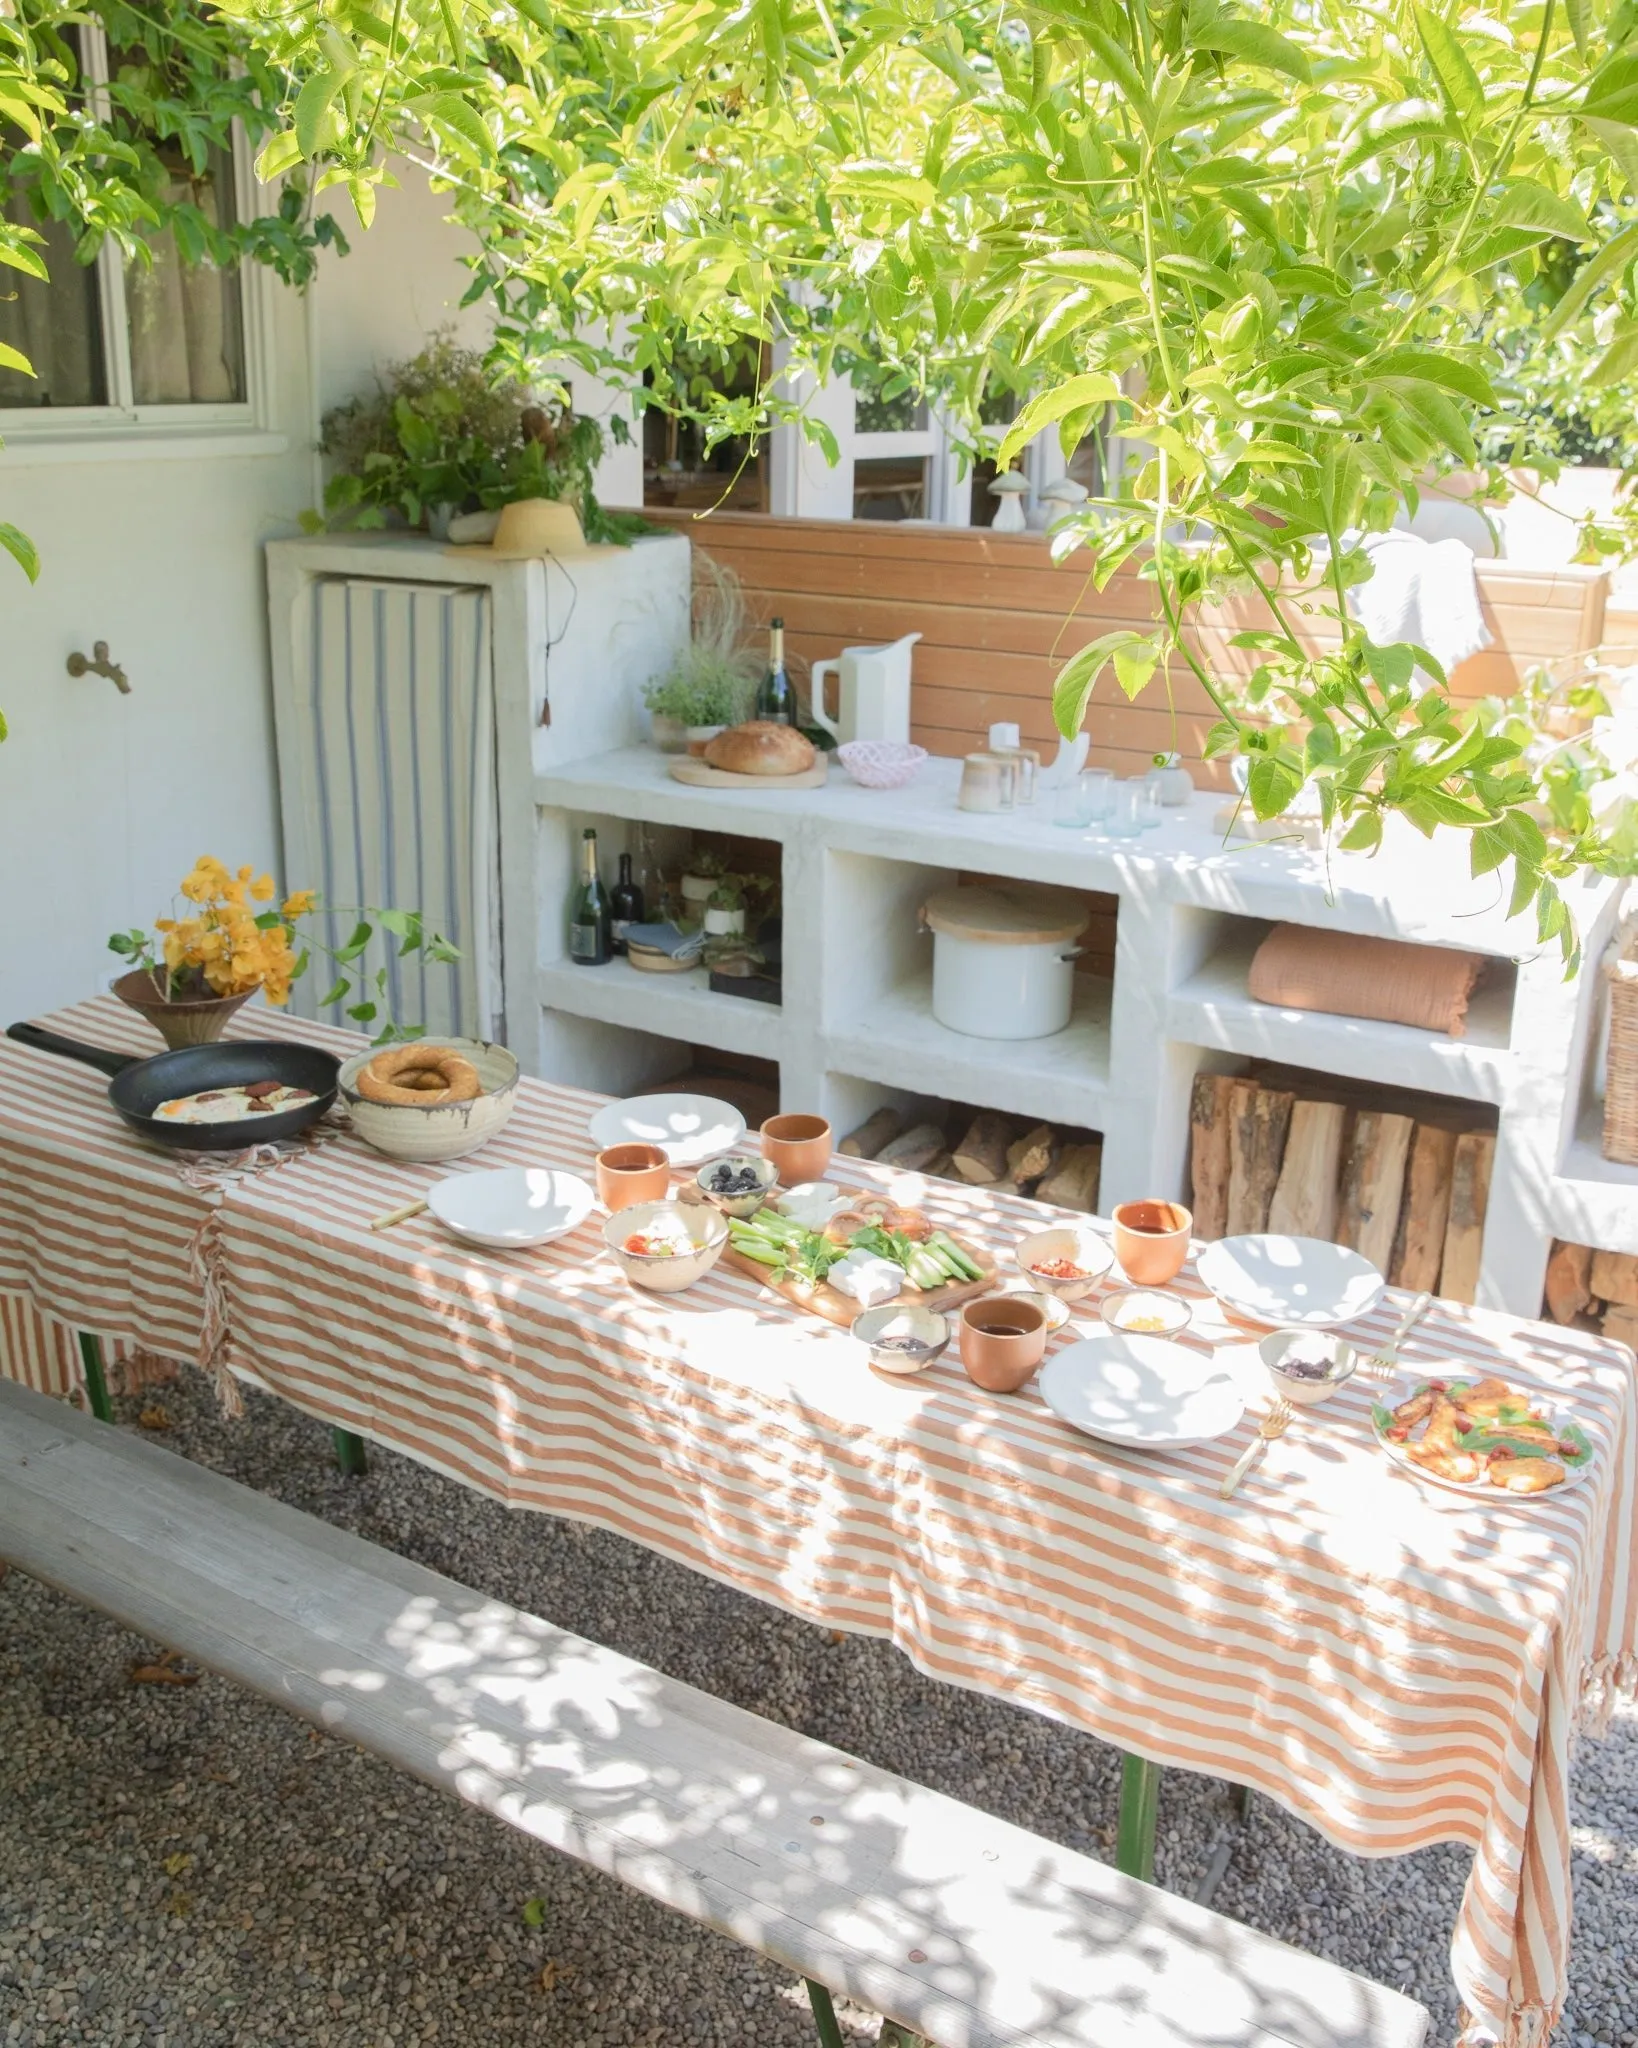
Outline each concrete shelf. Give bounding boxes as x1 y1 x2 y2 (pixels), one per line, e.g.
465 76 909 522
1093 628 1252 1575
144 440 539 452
537 959 784 1062
1166 929 1516 1106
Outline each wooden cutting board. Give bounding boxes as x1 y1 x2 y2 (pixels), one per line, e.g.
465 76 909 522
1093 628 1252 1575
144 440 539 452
668 756 829 790
719 1240 997 1330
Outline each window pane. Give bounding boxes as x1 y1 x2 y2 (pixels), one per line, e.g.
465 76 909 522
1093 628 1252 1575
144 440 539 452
854 455 926 521
125 142 245 405
0 202 107 408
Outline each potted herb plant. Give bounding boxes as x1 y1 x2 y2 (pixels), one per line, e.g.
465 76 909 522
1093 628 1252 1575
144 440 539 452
642 558 760 750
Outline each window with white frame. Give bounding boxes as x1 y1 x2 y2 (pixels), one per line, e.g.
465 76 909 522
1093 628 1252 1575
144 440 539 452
0 25 262 430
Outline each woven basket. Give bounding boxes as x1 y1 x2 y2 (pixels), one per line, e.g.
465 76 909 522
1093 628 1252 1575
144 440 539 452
1603 960 1638 1163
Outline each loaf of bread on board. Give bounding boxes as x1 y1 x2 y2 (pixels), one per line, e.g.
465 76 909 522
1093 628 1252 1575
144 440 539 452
702 721 816 776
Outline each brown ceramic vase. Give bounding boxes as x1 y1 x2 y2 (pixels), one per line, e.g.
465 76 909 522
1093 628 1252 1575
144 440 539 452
112 967 253 1051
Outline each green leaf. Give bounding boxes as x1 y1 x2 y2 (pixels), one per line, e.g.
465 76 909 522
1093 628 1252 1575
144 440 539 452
332 920 373 963
1589 324 1638 389
420 92 493 160
1414 5 1484 134
1362 640 1415 692
346 1000 378 1024
294 70 341 160
0 342 34 379
1396 384 1477 466
1027 251 1147 302
522 1896 545 1928
317 977 349 1009
1051 631 1150 737
1494 181 1589 244
1111 638 1159 700
1248 754 1302 820
1340 811 1383 852
1367 349 1499 410
1192 17 1311 84
1582 49 1638 125
995 372 1119 468
1543 222 1638 337
0 241 48 283
1470 824 1510 878
0 523 39 583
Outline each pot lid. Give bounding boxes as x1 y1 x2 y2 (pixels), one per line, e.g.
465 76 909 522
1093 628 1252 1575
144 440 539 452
922 883 1090 946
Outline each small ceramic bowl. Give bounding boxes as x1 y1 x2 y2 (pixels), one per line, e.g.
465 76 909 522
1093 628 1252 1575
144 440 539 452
1013 1224 1116 1302
852 1303 950 1375
761 1113 833 1184
340 1039 518 1164
602 1200 727 1293
959 1293 1049 1394
596 1142 672 1212
837 741 929 790
694 1153 779 1218
1261 1327 1357 1407
1100 1287 1193 1338
992 1281 1070 1334
1112 1199 1193 1287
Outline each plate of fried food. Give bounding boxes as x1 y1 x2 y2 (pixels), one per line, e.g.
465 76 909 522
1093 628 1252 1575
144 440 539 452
1371 1374 1594 1497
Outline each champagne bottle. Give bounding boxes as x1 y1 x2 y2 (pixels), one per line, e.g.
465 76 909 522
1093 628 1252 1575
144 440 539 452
568 827 611 966
753 616 796 725
609 851 644 954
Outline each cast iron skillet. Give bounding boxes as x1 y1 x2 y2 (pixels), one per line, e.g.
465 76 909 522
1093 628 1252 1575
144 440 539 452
6 1022 340 1153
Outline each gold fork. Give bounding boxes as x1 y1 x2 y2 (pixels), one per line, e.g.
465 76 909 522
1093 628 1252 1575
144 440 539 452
1363 1291 1433 1385
1219 1397 1293 1499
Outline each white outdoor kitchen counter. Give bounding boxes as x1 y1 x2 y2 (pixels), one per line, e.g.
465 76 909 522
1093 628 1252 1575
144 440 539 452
534 745 1629 1316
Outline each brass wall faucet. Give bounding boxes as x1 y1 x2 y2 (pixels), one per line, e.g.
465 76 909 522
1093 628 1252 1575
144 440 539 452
66 641 130 694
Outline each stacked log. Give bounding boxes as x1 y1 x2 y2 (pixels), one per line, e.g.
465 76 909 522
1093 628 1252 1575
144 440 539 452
841 1103 1101 1211
1187 1071 1496 1301
1543 1240 1638 1351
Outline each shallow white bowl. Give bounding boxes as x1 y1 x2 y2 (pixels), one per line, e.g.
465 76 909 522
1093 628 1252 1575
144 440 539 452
1013 1224 1115 1302
1039 1333 1244 1449
340 1040 519 1163
1196 1234 1385 1329
428 1166 596 1250
588 1092 746 1167
602 1199 728 1292
1260 1327 1357 1407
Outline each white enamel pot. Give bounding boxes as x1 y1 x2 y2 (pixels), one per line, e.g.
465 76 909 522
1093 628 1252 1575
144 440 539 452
922 883 1090 1041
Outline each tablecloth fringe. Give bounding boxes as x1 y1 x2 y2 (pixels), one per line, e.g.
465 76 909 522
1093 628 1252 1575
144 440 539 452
1457 2000 1557 2048
186 1214 242 1418
1577 1649 1638 1736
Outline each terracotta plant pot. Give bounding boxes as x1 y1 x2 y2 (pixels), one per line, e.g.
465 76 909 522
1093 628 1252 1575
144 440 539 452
596 1142 672 1212
958 1294 1048 1393
760 1114 833 1184
112 967 253 1051
1112 1200 1193 1287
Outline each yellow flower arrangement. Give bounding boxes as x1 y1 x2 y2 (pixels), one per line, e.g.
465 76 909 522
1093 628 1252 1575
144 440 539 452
110 859 456 1039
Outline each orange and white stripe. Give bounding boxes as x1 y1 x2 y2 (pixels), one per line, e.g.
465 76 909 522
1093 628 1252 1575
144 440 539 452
2 996 1635 2048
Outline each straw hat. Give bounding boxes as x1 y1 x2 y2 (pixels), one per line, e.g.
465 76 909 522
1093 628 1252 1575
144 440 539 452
477 497 593 557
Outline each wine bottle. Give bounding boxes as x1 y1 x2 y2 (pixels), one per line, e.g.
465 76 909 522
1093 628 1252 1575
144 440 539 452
753 616 796 725
609 851 644 954
568 827 612 966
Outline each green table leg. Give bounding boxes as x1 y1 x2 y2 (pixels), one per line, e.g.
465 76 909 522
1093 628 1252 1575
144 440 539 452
76 1332 114 1423
332 1427 369 1476
804 1979 846 2048
1116 1751 1161 1883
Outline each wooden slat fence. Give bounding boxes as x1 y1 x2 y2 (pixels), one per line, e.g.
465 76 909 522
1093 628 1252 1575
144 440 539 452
645 510 1609 787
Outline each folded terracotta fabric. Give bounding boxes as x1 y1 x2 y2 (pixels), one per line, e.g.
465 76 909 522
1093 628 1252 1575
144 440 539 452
1248 923 1485 1037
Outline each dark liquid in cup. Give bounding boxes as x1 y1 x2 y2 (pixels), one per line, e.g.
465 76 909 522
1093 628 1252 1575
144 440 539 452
986 1322 1029 1336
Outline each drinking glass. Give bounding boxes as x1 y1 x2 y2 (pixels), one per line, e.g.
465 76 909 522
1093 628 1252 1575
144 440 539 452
1106 779 1144 838
1052 776 1094 828
1081 768 1114 822
1135 773 1164 830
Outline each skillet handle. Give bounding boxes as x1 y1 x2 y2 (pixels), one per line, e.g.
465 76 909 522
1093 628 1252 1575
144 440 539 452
6 1021 137 1079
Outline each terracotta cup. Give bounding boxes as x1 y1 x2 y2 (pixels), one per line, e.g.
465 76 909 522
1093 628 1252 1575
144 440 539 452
1112 1199 1193 1287
760 1113 833 1184
596 1142 671 1212
958 1293 1048 1394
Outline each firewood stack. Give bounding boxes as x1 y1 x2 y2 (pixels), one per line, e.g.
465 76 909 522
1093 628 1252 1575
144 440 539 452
1542 1241 1638 1351
1188 1073 1495 1304
840 1104 1102 1212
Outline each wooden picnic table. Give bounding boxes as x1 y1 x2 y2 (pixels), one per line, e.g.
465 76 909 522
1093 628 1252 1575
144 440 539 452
3 996 1636 2048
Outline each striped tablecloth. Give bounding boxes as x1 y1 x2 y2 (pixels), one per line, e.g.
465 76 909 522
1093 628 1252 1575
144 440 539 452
3 997 1635 2048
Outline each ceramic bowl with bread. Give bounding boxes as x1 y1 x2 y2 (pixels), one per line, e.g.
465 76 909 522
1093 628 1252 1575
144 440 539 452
702 721 817 777
340 1038 519 1162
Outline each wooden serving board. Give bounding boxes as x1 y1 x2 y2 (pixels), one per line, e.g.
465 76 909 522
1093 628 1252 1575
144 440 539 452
719 1241 996 1329
668 756 830 790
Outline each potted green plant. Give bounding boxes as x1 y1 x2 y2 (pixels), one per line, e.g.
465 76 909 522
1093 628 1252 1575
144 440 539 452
642 558 760 750
702 878 746 937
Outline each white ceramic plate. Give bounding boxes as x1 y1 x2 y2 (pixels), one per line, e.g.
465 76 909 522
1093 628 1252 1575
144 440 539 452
587 1093 746 1167
428 1166 596 1249
1370 1374 1596 1500
1196 1234 1385 1329
1039 1333 1245 1449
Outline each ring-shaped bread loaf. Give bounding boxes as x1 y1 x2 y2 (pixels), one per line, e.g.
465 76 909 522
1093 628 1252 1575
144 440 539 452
355 1044 483 1107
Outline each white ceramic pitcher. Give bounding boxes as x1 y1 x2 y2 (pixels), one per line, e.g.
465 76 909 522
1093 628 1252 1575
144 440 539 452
808 632 921 746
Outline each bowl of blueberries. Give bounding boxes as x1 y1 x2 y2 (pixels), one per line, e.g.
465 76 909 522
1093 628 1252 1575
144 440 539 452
1260 1328 1358 1407
694 1153 780 1219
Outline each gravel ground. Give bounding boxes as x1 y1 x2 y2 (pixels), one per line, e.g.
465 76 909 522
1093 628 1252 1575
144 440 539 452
2 1374 1635 2048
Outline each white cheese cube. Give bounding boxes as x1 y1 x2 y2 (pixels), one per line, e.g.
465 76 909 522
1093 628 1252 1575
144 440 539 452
828 1250 903 1307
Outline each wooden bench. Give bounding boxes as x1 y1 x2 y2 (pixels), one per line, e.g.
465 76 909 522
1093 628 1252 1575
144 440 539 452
0 1379 1429 2048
